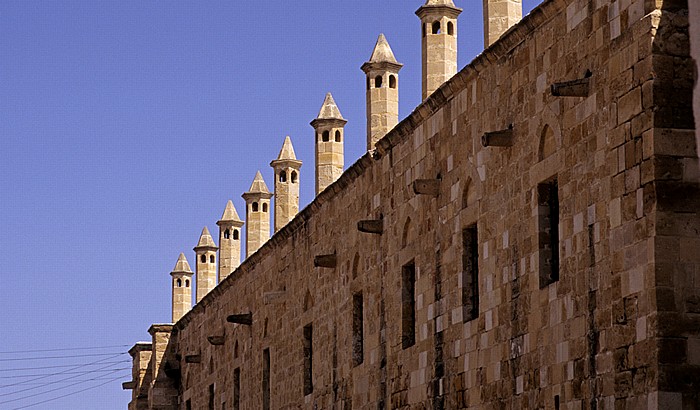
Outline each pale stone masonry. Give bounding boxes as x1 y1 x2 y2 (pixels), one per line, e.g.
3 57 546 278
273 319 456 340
361 34 403 151
169 253 193 323
193 227 217 303
482 0 522 47
242 171 272 257
311 92 346 194
270 136 302 232
126 0 699 408
216 200 243 281
417 0 461 100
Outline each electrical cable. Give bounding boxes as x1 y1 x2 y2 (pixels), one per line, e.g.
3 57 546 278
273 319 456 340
0 352 128 362
0 360 129 373
0 345 130 354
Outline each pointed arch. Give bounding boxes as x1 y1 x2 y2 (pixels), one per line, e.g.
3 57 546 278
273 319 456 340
352 252 360 279
447 21 454 35
402 217 413 248
432 21 441 34
303 290 314 312
538 124 556 161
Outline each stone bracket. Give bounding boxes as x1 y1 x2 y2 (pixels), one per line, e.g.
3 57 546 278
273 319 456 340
207 336 225 346
358 220 383 234
551 72 591 97
314 254 337 268
227 313 253 325
413 179 440 196
122 381 135 390
185 355 201 364
482 126 513 147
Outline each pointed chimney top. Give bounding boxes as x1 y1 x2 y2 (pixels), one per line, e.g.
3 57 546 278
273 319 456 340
425 0 455 5
316 92 345 120
247 171 271 194
195 226 217 250
171 253 193 274
276 136 297 160
218 200 242 223
369 34 398 63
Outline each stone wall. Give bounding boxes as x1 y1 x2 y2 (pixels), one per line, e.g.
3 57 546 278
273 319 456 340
127 0 699 408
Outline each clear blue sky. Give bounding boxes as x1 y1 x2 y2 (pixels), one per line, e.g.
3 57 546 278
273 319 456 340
0 1 540 408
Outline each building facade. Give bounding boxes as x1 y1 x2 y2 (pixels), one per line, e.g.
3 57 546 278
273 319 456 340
125 0 700 408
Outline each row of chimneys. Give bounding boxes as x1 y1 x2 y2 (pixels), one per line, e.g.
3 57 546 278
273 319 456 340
167 0 524 323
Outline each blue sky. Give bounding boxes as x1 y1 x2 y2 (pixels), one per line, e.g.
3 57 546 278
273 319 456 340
0 1 541 408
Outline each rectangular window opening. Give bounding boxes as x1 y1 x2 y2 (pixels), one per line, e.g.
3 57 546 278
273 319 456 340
262 349 270 410
303 324 313 395
233 367 240 410
186 399 191 410
462 225 479 322
402 261 416 349
208 384 215 410
352 292 364 366
538 178 560 288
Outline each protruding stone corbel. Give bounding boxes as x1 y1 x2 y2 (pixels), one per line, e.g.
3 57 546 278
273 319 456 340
314 254 337 268
164 362 181 379
358 220 383 234
551 71 591 97
481 126 513 147
227 313 253 325
207 336 225 346
185 355 201 364
413 179 440 196
122 381 135 390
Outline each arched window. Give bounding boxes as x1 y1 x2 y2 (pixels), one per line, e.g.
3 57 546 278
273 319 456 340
335 130 341 142
176 278 182 287
291 171 298 183
252 202 259 212
375 75 383 88
201 254 206 263
262 203 268 213
224 229 230 239
432 21 441 34
447 21 454 35
233 229 239 240
279 170 287 182
389 75 396 89
210 255 215 263
185 279 190 287
322 130 330 142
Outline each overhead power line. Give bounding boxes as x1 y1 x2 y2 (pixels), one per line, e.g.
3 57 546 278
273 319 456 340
0 360 129 373
0 345 131 355
0 352 128 362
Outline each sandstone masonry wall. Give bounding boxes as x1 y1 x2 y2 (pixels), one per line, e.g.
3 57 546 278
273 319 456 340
127 0 699 408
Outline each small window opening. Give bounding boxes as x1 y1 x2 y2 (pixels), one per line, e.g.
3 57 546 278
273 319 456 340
224 229 230 239
389 75 396 89
335 130 341 142
262 349 271 410
555 395 560 410
252 202 259 212
375 75 383 88
208 384 215 410
201 254 206 263
447 21 454 35
291 171 298 183
322 130 330 142
176 278 182 288
538 178 560 287
432 21 441 34
186 400 192 410
303 324 313 395
462 225 479 322
279 170 287 182
262 203 268 213
233 229 240 240
233 368 241 410
352 293 364 366
402 261 416 349
185 279 190 287
210 255 215 264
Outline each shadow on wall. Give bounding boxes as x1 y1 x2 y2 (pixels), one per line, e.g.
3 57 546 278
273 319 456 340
653 0 698 183
689 0 700 171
